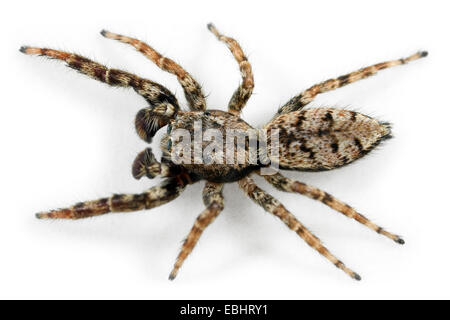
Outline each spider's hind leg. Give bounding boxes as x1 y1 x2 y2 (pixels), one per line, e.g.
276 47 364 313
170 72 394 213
261 172 404 244
277 51 428 115
169 181 224 280
238 176 360 281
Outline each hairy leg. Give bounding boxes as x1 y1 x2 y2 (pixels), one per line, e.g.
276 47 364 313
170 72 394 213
277 51 428 115
207 23 254 116
20 47 180 109
36 175 195 219
262 172 404 244
101 30 206 111
238 176 360 281
169 181 224 280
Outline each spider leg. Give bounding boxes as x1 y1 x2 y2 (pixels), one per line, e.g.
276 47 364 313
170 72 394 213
261 172 404 244
101 30 206 111
207 23 254 116
36 174 197 220
238 176 361 281
169 181 224 280
277 51 428 115
20 47 180 110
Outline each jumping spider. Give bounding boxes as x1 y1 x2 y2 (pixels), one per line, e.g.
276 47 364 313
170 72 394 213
20 24 427 281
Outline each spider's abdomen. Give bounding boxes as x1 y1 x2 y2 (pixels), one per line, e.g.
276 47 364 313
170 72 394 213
264 108 392 171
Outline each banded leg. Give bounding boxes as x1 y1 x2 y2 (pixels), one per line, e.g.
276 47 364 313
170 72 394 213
277 51 428 115
238 176 360 281
36 175 195 220
20 47 180 109
169 182 224 280
207 23 254 116
101 30 206 111
262 172 404 244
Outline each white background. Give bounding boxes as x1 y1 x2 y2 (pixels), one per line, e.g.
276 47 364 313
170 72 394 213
1 0 448 299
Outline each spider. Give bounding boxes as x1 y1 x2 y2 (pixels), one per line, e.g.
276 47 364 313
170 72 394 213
20 23 427 281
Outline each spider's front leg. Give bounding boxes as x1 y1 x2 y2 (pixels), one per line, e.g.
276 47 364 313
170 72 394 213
169 181 224 280
277 51 428 116
100 30 206 111
36 174 197 220
261 172 404 244
207 23 254 116
238 176 361 281
19 47 180 111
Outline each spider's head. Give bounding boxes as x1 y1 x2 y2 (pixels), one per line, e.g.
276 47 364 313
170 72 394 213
159 111 204 164
160 120 176 162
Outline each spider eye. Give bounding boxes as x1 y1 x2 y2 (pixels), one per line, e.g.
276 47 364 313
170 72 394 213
167 139 172 151
167 123 172 134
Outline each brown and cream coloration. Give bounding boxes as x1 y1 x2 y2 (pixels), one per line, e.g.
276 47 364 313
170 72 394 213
21 24 427 281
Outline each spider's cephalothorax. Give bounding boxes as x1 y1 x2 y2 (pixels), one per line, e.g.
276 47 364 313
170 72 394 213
21 24 427 281
162 109 259 183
